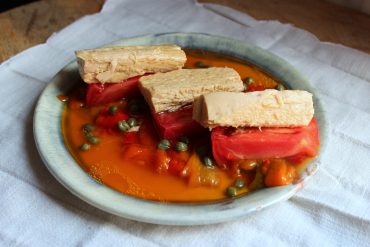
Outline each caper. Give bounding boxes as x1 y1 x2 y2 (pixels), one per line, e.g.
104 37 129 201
227 186 237 197
243 82 249 91
157 139 171 150
235 179 245 188
82 123 94 133
127 118 138 128
108 105 118 115
276 84 285 91
195 61 209 68
84 132 94 138
80 143 91 151
244 77 254 84
87 136 100 145
179 136 190 145
175 141 188 152
203 156 214 168
117 120 130 132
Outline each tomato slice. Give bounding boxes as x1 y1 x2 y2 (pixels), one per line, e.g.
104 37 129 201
211 118 319 168
153 105 206 140
86 75 144 107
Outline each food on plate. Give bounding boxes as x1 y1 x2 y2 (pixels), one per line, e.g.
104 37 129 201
61 48 319 202
138 67 244 139
76 45 186 83
192 90 318 169
76 45 186 107
193 90 314 128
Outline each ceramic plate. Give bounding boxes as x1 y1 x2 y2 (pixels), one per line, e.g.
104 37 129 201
34 32 328 225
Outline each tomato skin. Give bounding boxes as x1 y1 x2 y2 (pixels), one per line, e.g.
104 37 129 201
153 105 206 140
211 118 319 167
95 109 129 130
86 75 144 107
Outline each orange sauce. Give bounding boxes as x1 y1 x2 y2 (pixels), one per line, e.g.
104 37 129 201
62 50 294 203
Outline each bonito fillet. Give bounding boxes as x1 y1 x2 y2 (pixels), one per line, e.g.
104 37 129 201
75 45 186 83
193 90 314 128
139 67 244 113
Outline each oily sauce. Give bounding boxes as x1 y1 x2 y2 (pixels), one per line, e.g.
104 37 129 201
62 50 289 203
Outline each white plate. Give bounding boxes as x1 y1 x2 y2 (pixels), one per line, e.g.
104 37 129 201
34 32 328 225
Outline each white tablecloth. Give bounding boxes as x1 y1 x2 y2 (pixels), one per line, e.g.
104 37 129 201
1 0 370 246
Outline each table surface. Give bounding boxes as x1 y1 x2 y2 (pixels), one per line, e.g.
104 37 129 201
1 0 370 63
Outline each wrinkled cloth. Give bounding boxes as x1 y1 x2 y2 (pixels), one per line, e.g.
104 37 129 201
0 0 369 246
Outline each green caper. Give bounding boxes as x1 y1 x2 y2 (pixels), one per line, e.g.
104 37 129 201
127 118 138 128
227 187 237 197
82 123 94 133
175 141 188 152
235 179 245 188
203 156 214 168
243 82 249 91
87 136 100 145
195 61 209 68
276 84 285 91
117 120 130 132
179 136 190 145
108 105 118 115
244 77 254 84
84 132 94 138
157 139 171 150
80 143 91 151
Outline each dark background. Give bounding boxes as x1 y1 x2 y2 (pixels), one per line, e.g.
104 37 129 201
1 0 38 12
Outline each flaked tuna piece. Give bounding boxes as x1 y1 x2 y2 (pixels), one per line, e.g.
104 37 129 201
193 90 314 128
139 67 244 113
75 45 186 83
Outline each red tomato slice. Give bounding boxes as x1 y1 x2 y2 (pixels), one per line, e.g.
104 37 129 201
211 118 319 168
95 109 129 130
86 75 144 107
153 105 206 140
